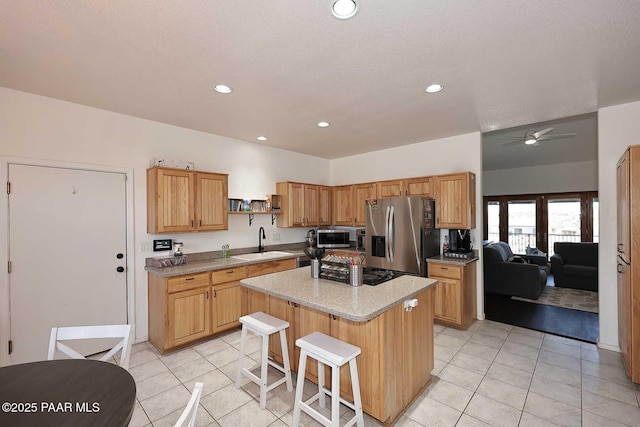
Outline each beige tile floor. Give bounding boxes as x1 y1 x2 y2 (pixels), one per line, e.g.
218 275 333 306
125 320 640 427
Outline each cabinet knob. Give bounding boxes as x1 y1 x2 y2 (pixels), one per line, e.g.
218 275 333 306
116 266 125 273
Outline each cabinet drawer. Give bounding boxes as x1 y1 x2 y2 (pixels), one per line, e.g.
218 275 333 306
428 263 462 279
212 267 246 284
167 273 210 293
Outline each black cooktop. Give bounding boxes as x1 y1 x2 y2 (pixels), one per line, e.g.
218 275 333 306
362 268 406 286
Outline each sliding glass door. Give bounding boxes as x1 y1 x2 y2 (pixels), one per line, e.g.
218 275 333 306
508 200 537 254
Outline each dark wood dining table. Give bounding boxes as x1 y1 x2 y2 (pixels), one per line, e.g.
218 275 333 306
0 359 136 427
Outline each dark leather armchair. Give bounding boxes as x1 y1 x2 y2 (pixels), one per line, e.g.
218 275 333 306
483 242 547 300
551 242 598 291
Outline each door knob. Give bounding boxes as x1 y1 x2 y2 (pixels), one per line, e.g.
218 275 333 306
116 266 125 273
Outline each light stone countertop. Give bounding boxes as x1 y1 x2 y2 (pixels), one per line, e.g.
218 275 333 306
426 254 479 266
145 252 301 278
241 267 438 322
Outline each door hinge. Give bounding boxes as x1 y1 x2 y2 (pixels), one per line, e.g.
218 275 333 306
8 340 12 355
7 261 11 273
6 182 10 194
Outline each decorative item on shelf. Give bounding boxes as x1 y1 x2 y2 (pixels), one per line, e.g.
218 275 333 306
152 157 194 170
228 197 281 226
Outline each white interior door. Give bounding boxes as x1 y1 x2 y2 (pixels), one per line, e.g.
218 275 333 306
9 164 128 363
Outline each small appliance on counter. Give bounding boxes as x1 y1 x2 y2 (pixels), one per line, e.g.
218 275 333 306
444 229 472 258
305 229 317 249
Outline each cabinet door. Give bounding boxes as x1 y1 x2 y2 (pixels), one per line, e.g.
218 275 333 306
195 172 228 231
402 289 433 404
149 168 195 233
212 281 241 333
433 278 461 324
353 183 377 226
377 180 404 198
319 186 333 226
405 177 433 197
296 305 331 383
304 184 320 226
241 287 267 317
167 286 211 347
288 183 305 227
333 185 353 225
435 173 475 229
267 296 296 369
617 152 630 260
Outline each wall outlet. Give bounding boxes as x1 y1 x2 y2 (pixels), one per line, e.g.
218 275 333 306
272 233 280 241
141 241 152 252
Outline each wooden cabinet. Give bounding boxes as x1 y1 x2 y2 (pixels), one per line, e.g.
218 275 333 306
434 172 476 229
276 181 330 228
428 261 477 329
147 167 228 233
149 259 296 353
333 185 353 226
377 177 433 198
332 183 377 226
617 145 640 384
149 272 211 351
319 186 333 226
211 267 245 333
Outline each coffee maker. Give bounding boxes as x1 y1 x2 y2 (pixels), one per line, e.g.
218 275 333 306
448 229 472 253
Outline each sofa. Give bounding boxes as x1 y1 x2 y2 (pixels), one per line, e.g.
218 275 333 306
483 242 547 300
550 242 598 292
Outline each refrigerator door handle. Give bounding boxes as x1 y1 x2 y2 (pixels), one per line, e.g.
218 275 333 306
389 205 395 263
385 205 391 262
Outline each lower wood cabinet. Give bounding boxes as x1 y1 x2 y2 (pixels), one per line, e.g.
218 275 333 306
428 261 477 329
149 259 296 353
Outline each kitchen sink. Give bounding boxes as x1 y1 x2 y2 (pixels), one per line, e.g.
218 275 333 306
232 251 292 261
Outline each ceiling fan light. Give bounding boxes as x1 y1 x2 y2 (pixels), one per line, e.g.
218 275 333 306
524 138 537 145
332 0 358 19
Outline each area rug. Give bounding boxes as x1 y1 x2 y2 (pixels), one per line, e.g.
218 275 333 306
512 286 598 313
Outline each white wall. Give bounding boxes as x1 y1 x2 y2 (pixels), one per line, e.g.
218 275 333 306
0 88 330 355
331 133 485 318
483 160 598 196
597 100 640 351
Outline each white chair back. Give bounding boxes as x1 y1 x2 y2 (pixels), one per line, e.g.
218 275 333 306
47 324 134 370
174 382 204 427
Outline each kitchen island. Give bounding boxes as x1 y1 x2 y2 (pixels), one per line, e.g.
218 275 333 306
241 267 437 426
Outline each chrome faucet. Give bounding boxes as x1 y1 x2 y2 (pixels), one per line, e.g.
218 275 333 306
258 226 266 253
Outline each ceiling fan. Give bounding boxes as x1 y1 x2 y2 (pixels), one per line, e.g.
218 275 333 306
502 127 576 147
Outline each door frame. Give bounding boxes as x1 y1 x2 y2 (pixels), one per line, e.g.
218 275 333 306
0 157 135 367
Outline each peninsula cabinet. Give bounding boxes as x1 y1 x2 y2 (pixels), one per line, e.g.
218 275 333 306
276 182 332 228
434 172 476 229
428 261 477 329
210 267 245 333
147 167 228 233
333 182 377 226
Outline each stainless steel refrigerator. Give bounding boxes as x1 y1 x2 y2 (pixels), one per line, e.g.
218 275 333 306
365 197 440 276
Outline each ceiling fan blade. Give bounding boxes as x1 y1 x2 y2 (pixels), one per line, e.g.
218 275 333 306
536 133 577 141
532 127 554 139
501 140 525 147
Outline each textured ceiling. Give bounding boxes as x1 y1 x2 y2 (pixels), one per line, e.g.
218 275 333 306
1 1 639 159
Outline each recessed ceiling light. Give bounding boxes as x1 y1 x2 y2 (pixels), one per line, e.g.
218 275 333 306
317 121 330 128
214 84 233 94
425 84 444 93
332 0 358 19
257 136 268 141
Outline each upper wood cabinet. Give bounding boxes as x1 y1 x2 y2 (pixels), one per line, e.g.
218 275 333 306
318 186 333 226
147 167 228 233
434 172 476 229
333 183 377 226
377 177 433 198
277 182 331 228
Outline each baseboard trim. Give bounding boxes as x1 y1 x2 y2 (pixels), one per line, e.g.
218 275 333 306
597 341 620 353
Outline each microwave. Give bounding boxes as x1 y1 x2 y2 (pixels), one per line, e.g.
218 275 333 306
317 229 351 248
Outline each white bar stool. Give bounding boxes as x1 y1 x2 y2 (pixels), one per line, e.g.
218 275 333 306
235 311 293 409
292 332 364 427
